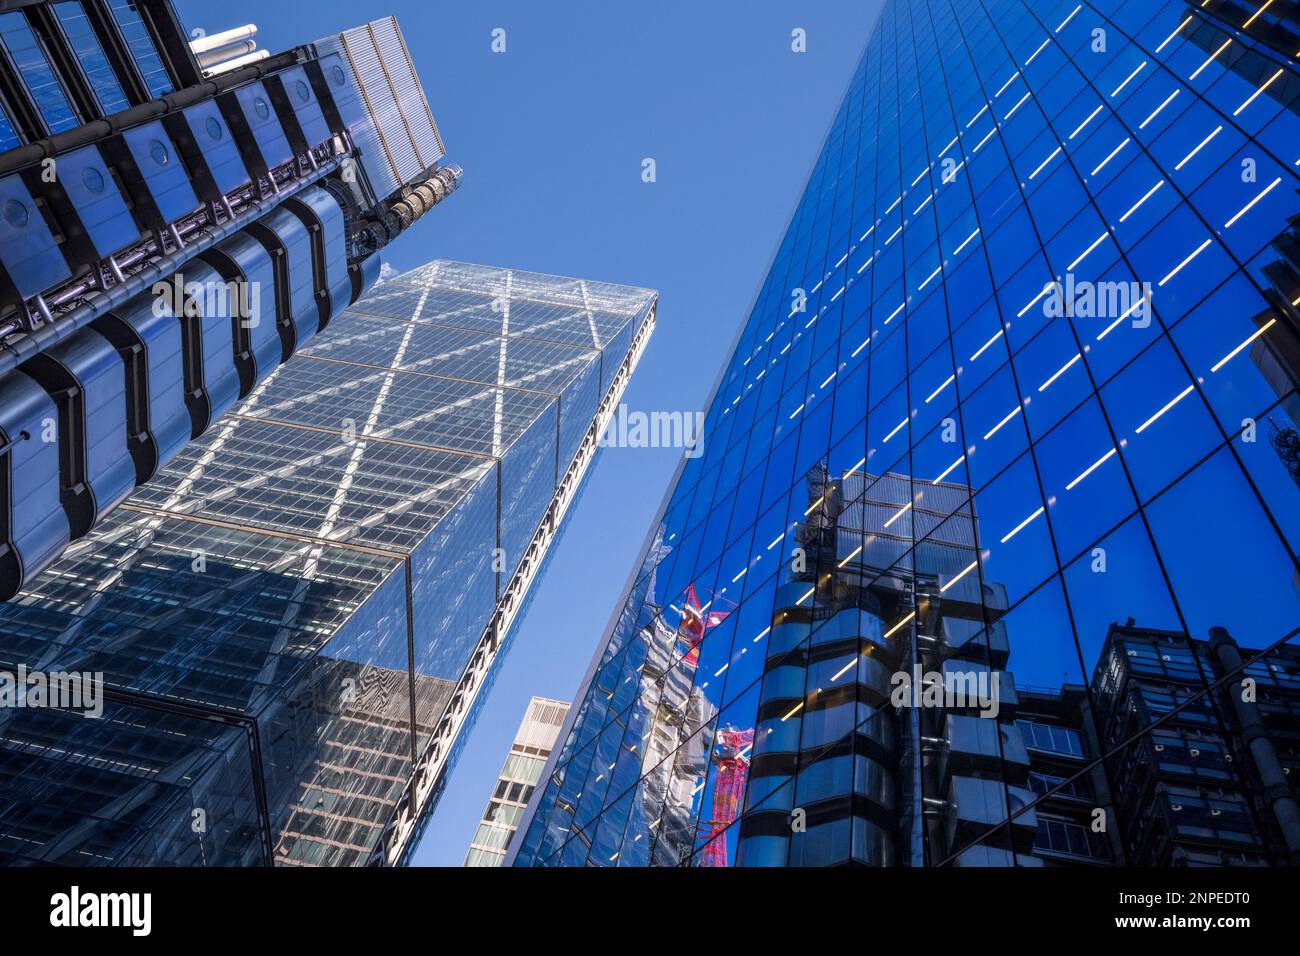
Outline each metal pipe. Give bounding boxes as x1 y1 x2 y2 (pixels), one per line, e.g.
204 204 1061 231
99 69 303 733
188 24 257 55
1209 626 1300 863
195 40 257 69
205 50 271 76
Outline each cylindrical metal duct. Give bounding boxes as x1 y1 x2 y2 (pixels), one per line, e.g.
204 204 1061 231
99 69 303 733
189 24 257 55
195 40 257 69
205 49 271 77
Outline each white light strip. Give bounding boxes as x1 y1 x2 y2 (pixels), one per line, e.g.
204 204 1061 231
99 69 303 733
1004 89 1032 120
1110 61 1146 98
1018 284 1053 317
1223 177 1281 229
1068 231 1109 271
1233 68 1283 116
838 544 863 568
926 374 955 403
1000 506 1045 543
1210 318 1276 373
973 126 998 152
919 265 942 290
1139 88 1179 129
884 302 906 325
1158 238 1212 286
1189 39 1231 82
883 501 913 528
911 163 932 186
780 701 804 722
1056 4 1080 32
1026 37 1051 64
883 416 909 442
1135 383 1195 433
970 327 1004 361
1069 104 1104 139
1155 17 1190 53
1039 353 1081 391
1175 125 1221 170
1096 294 1148 340
1119 179 1164 222
884 611 916 638
1091 137 1130 176
953 227 981 255
983 404 1022 441
966 103 990 128
996 71 1021 97
933 455 964 484
940 560 979 593
1066 447 1117 490
1029 145 1063 179
830 657 858 682
1242 0 1276 29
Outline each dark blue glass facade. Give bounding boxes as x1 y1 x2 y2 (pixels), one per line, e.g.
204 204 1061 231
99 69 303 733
514 0 1300 867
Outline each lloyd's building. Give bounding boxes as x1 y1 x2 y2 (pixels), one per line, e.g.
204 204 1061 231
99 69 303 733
511 0 1300 867
0 2 657 866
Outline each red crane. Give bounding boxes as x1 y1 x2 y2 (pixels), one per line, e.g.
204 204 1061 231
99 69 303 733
698 725 754 867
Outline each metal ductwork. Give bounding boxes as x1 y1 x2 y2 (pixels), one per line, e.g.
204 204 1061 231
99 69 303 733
358 163 462 253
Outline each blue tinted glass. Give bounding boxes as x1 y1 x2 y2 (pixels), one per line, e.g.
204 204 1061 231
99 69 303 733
515 0 1300 869
54 0 130 115
107 0 172 97
0 11 78 133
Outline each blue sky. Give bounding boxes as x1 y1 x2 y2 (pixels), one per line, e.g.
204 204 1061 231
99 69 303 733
177 0 882 866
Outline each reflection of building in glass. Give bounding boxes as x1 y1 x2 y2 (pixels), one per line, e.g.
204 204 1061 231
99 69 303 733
0 3 463 599
1017 623 1300 867
0 260 656 866
464 696 569 868
511 0 1300 868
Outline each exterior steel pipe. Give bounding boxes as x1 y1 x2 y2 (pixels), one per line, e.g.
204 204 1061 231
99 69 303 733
188 24 258 55
195 40 257 68
205 50 271 76
1209 626 1300 863
359 163 462 251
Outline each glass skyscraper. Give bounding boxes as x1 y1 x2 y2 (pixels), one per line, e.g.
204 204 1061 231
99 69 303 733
0 259 656 866
512 0 1300 867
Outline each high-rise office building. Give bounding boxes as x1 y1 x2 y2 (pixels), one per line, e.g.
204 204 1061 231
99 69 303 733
0 3 462 599
511 0 1300 867
0 259 657 866
464 696 570 867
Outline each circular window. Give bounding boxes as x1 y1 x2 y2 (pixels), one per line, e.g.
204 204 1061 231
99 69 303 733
254 98 270 120
205 116 223 141
82 166 105 194
149 139 169 167
2 198 29 228
295 80 310 102
331 64 346 86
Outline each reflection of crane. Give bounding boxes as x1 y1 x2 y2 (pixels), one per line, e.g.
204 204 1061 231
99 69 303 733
698 726 754 867
677 583 731 666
